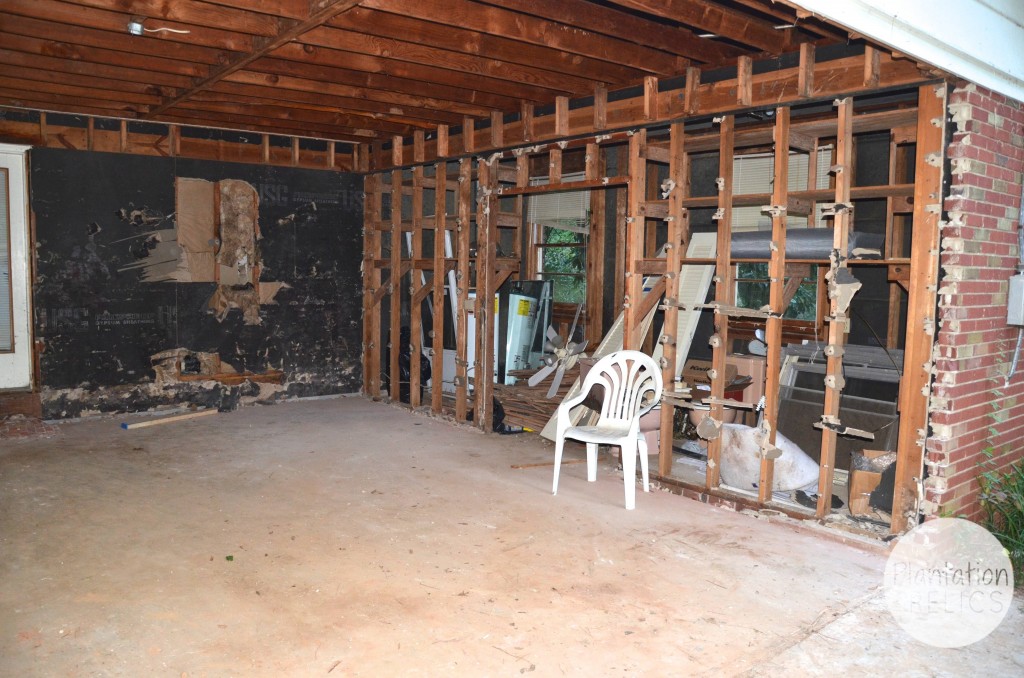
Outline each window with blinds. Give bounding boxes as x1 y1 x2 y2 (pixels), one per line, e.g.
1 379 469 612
731 147 833 232
0 168 12 352
526 171 590 233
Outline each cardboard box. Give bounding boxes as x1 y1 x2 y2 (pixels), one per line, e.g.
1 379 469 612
848 449 889 516
682 359 738 386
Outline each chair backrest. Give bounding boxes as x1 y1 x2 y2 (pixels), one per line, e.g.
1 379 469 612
579 350 663 428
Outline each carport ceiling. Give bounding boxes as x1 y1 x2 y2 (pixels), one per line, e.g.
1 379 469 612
0 1 853 143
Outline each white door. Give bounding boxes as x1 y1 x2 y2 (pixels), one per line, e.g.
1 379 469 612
0 144 32 390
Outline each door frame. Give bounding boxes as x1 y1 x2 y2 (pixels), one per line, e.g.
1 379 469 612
0 143 33 391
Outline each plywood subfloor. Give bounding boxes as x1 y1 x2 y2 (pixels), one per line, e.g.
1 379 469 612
1 397 1020 676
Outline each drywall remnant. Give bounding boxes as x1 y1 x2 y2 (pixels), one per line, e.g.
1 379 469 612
826 266 861 314
217 179 260 286
208 285 262 324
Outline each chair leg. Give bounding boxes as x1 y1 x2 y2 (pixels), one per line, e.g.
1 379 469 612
638 435 650 493
586 443 598 482
621 440 637 510
553 437 564 495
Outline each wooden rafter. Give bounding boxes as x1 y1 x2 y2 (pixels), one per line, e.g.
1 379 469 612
604 0 798 53
147 0 364 117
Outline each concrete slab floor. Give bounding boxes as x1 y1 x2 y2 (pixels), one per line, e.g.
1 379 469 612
0 397 1020 677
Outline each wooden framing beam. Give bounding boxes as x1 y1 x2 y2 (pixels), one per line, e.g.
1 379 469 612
455 158 472 421
362 173 384 397
760 106 790 504
147 1 364 116
409 164 425 408
706 115 734 490
660 120 688 477
815 97 854 518
623 130 646 350
891 84 947 533
585 143 606 344
368 51 933 171
474 157 499 429
389 166 403 402
432 160 448 414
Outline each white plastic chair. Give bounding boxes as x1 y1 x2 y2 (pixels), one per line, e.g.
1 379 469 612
552 350 663 510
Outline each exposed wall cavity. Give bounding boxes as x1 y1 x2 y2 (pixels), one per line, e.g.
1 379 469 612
31 149 364 418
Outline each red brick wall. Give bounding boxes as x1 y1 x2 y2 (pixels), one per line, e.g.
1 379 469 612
928 83 1024 521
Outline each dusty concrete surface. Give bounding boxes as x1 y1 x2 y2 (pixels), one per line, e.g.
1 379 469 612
0 397 1020 677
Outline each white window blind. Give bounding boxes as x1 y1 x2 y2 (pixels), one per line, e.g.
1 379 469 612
0 169 12 352
526 171 590 233
731 148 832 232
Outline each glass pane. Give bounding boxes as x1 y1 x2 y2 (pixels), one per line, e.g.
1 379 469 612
542 226 586 245
540 245 586 276
542 274 586 305
735 263 817 321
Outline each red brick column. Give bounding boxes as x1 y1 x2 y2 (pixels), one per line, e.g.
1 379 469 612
928 84 1024 520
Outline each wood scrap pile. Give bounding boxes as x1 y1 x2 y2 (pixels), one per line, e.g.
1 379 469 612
493 366 581 432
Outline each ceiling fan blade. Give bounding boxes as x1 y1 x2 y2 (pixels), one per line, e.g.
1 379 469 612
546 326 560 342
567 303 583 343
547 363 567 398
568 339 589 356
527 363 556 387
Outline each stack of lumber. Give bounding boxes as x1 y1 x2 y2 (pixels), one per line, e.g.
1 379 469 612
493 366 581 432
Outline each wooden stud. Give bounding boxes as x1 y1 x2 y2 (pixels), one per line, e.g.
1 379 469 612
684 66 701 115
798 43 815 98
474 157 498 430
623 129 646 350
391 134 403 167
555 96 570 137
362 174 384 397
86 116 94 151
760 106 790 504
291 137 300 166
614 145 628 323
644 76 659 120
409 164 425 408
864 45 881 88
261 134 271 164
119 119 128 153
514 154 529 262
737 56 753 107
37 112 48 146
585 142 605 344
431 160 448 415
357 143 370 173
548 148 563 185
891 84 947 533
521 102 535 142
660 120 688 477
390 167 403 403
327 140 336 170
815 97 854 518
706 114 734 491
413 130 425 164
455 158 472 422
462 117 475 154
436 125 449 158
594 85 608 131
490 111 504 148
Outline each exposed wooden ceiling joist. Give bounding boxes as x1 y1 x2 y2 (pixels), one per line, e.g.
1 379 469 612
0 0 938 147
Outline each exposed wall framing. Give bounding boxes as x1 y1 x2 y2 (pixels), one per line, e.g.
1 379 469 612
0 110 356 171
362 47 947 533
